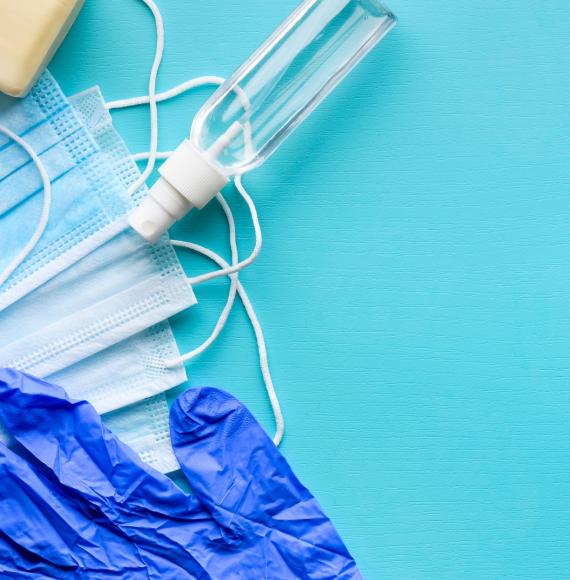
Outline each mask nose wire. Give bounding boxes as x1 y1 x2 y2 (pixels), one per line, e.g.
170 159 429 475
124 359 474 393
0 125 52 289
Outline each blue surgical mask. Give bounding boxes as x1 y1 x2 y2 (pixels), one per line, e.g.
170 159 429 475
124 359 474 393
0 81 197 379
0 72 128 309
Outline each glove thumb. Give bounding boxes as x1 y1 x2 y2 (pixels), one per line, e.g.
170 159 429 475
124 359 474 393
170 387 361 578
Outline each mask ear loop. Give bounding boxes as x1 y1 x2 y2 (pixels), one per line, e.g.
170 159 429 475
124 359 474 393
169 191 285 447
0 125 52 289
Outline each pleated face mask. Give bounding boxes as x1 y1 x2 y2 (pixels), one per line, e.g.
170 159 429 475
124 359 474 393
0 82 197 379
0 82 190 473
0 72 128 309
48 321 186 415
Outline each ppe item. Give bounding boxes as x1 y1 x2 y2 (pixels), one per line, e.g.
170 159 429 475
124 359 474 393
0 84 196 378
0 71 127 309
0 0 84 97
130 0 397 241
0 369 361 579
49 321 186 414
0 229 194 376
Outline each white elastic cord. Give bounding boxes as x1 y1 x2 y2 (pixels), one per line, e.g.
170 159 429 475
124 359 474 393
188 175 262 285
169 232 285 446
125 0 164 196
169 193 239 364
105 76 226 110
0 126 52 288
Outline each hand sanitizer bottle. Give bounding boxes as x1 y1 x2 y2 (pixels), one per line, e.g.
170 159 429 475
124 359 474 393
129 0 397 243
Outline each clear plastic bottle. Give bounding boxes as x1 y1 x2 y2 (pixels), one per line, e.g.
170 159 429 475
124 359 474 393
129 0 397 242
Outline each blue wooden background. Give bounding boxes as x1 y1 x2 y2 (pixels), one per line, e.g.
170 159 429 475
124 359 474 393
51 1 570 577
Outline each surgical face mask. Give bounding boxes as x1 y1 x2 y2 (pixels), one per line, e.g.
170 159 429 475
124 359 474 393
0 72 128 309
0 84 197 378
48 321 186 415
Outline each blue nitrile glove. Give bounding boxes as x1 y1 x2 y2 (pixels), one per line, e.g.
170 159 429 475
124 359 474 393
0 369 361 579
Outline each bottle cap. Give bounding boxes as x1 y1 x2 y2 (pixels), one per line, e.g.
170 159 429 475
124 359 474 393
128 179 193 243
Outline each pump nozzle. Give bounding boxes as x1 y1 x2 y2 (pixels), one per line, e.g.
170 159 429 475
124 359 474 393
128 139 228 243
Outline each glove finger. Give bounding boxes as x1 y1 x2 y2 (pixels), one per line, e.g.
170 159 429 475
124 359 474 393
171 387 362 579
0 369 203 521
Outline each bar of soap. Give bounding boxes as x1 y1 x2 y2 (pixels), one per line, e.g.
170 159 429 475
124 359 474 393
0 0 84 97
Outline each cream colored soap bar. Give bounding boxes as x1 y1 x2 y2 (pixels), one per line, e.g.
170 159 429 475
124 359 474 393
0 0 84 97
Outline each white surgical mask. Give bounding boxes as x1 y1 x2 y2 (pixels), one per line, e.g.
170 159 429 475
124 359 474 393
48 321 186 415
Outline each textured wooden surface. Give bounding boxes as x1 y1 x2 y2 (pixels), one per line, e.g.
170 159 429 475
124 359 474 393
52 1 570 577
